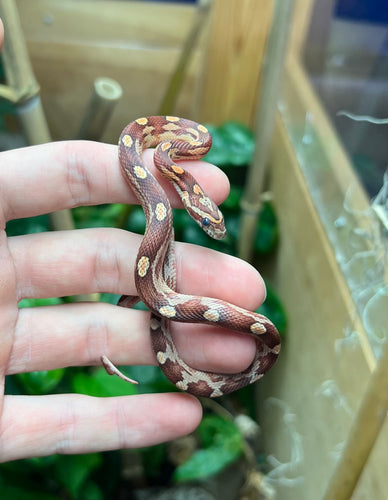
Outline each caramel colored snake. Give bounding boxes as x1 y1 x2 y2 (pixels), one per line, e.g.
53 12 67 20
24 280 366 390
102 116 280 397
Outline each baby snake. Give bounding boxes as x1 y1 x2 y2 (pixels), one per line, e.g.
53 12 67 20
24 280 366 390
102 116 280 397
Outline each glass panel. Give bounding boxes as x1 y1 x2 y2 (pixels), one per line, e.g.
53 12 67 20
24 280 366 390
269 5 388 497
277 0 388 357
302 0 388 198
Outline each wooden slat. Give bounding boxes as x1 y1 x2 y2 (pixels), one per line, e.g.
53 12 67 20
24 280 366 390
256 59 388 500
17 0 194 47
288 0 315 57
15 0 201 141
195 0 274 126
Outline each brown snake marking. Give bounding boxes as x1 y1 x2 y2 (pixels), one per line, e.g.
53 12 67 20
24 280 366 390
101 116 281 398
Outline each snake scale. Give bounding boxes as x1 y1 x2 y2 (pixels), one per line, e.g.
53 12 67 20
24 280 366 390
102 116 281 398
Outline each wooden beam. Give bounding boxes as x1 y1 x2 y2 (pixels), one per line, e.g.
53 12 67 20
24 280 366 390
196 0 274 126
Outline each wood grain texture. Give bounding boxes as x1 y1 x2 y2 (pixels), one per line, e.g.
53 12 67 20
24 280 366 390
288 0 315 56
196 0 274 125
16 0 202 141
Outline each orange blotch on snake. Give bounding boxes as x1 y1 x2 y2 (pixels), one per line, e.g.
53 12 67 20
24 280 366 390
134 165 147 179
161 142 172 152
159 305 176 318
171 164 184 175
250 322 266 335
155 202 167 221
193 184 204 195
181 191 189 205
176 380 188 391
136 117 148 125
166 116 180 122
137 256 150 277
203 309 220 322
122 134 133 147
197 124 208 134
156 351 168 364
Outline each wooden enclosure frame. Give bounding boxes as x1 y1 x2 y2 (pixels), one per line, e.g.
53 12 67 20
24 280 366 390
258 1 388 499
9 1 388 499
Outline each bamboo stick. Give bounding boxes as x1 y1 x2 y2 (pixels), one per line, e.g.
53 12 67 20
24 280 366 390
0 0 99 303
237 0 294 262
321 341 388 500
0 0 38 102
0 0 74 231
158 0 210 116
77 77 122 141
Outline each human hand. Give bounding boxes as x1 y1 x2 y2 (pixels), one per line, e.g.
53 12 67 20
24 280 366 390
0 16 270 462
0 136 268 462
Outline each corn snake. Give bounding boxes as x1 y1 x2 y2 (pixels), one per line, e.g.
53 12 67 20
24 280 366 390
102 116 280 397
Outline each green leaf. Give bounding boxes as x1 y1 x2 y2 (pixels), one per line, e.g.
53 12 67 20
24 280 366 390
220 185 243 212
132 301 149 311
125 365 159 385
26 455 59 468
72 368 138 397
257 283 287 335
140 444 167 481
54 454 102 499
219 122 255 166
78 480 104 500
254 201 278 254
0 486 58 500
204 122 254 167
223 201 278 256
99 293 121 305
6 215 50 236
181 218 212 247
223 212 240 243
171 208 187 236
99 293 147 310
72 365 175 398
126 206 146 234
174 415 243 482
18 297 63 308
202 125 231 166
173 448 234 482
128 365 178 394
73 204 124 229
197 415 242 449
16 369 65 395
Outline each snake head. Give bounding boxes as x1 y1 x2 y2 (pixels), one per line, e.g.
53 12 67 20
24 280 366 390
199 210 226 240
186 192 226 240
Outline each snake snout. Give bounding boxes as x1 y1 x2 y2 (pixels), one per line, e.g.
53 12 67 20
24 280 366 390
215 225 227 240
201 221 227 240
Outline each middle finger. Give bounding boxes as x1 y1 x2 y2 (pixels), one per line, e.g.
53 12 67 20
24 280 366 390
9 228 266 308
9 302 257 376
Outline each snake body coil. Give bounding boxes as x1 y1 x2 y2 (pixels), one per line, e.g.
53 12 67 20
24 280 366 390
106 116 280 397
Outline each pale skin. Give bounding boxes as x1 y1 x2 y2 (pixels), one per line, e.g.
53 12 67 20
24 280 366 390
0 21 267 462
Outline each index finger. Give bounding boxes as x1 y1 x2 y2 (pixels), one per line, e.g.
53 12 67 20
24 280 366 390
0 140 229 222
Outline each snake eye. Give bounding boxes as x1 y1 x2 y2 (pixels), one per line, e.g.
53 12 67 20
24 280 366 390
202 217 211 227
